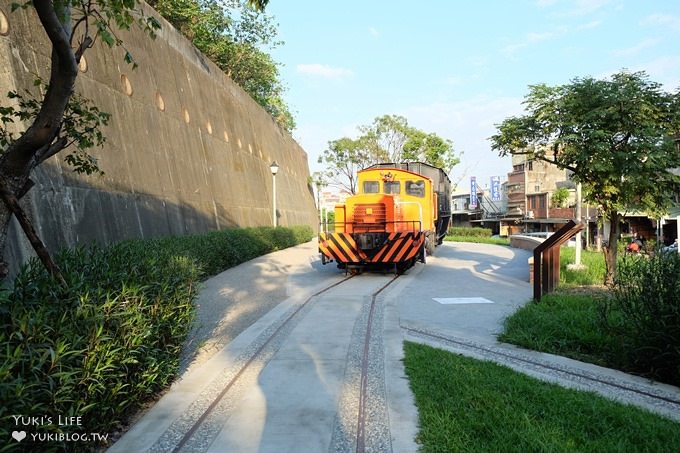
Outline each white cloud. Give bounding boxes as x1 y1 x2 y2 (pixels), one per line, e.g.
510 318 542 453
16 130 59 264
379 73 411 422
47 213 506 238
368 27 380 37
613 38 659 56
526 31 555 43
641 13 680 32
536 0 560 7
467 55 489 67
400 96 526 186
565 0 614 16
443 76 464 86
296 63 354 79
629 56 680 91
578 20 602 29
502 28 566 59
543 0 617 18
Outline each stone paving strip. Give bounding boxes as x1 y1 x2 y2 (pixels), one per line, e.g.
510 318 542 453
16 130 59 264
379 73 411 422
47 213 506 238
330 291 391 453
403 324 680 423
151 297 317 452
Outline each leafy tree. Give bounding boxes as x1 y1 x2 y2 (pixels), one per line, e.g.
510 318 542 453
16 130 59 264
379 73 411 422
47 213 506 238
319 114 460 193
359 114 409 163
490 70 680 285
321 207 335 226
148 0 294 131
0 0 273 283
551 187 570 208
359 115 460 170
404 130 460 172
0 1 162 283
308 170 326 224
318 137 372 194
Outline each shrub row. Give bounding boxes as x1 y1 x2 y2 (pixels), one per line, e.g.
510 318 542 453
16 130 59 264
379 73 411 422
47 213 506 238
0 225 313 452
603 251 680 385
502 249 680 387
138 225 313 277
447 226 492 237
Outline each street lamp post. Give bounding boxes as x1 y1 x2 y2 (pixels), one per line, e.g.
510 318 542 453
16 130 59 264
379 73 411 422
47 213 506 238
270 161 279 227
575 182 582 265
315 180 322 229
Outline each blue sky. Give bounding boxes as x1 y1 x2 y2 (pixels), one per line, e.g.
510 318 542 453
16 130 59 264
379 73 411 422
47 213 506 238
267 0 680 191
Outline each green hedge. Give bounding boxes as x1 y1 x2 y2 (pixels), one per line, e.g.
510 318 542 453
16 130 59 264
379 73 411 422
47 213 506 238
603 251 680 385
501 250 680 387
0 225 313 452
447 226 493 237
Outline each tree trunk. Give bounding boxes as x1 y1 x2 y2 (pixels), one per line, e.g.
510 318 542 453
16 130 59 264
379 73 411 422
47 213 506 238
0 3 79 284
0 178 66 285
603 210 620 287
0 202 11 279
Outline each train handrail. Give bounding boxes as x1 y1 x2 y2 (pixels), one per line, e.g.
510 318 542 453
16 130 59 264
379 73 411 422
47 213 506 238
394 200 423 229
319 220 422 234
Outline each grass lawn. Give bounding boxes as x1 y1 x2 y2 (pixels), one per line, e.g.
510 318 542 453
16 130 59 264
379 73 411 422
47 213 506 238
497 291 627 370
403 341 680 452
559 246 606 286
444 235 511 246
406 240 680 451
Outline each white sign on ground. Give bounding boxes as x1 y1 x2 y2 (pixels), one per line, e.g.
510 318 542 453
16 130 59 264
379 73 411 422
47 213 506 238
433 297 494 304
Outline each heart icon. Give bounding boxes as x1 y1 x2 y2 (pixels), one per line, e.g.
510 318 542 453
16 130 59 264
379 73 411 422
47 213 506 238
12 431 26 442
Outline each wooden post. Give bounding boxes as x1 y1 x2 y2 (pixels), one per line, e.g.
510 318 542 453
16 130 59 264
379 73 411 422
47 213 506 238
532 220 584 301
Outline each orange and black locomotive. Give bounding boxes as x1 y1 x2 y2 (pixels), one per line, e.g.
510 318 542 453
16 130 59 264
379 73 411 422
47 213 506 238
319 162 451 273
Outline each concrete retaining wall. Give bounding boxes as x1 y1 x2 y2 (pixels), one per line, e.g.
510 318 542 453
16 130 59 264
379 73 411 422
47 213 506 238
509 236 542 283
0 2 318 274
509 235 543 252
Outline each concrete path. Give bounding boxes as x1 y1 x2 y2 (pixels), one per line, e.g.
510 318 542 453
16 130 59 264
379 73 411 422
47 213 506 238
109 241 680 452
398 243 680 423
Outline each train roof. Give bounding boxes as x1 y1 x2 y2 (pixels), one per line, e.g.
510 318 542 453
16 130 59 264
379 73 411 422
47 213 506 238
359 165 432 181
363 162 451 186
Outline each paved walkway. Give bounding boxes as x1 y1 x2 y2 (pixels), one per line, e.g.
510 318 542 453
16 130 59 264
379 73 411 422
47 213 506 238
109 241 680 452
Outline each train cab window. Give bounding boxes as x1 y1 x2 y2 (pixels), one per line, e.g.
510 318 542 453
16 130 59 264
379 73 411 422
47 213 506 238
406 180 425 197
363 181 379 193
384 181 400 194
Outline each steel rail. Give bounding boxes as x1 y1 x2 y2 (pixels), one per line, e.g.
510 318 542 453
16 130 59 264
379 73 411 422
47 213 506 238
170 275 355 453
404 326 680 407
355 275 400 453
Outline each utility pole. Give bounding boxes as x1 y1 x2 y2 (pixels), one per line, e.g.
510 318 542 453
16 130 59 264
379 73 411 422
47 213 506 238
568 182 586 271
575 182 582 266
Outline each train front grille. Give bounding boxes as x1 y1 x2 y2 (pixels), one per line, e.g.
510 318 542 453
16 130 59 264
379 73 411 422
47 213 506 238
352 203 386 232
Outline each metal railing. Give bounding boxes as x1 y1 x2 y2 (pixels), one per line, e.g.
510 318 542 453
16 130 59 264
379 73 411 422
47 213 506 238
319 220 422 234
532 220 585 301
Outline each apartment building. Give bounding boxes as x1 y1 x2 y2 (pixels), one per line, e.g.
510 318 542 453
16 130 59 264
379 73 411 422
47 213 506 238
499 155 584 235
453 154 679 246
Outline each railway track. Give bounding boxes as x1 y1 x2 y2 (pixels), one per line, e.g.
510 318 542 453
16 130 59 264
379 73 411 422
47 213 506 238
112 240 680 453
328 274 400 453
140 272 402 452
356 277 397 453
404 326 680 421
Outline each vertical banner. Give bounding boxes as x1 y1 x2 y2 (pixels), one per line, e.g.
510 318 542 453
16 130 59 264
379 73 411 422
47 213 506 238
490 176 501 202
470 176 478 209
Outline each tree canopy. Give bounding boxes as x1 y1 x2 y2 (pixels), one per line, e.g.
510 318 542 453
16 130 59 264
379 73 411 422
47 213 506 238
0 0 281 281
550 187 570 209
319 114 460 194
490 69 680 285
